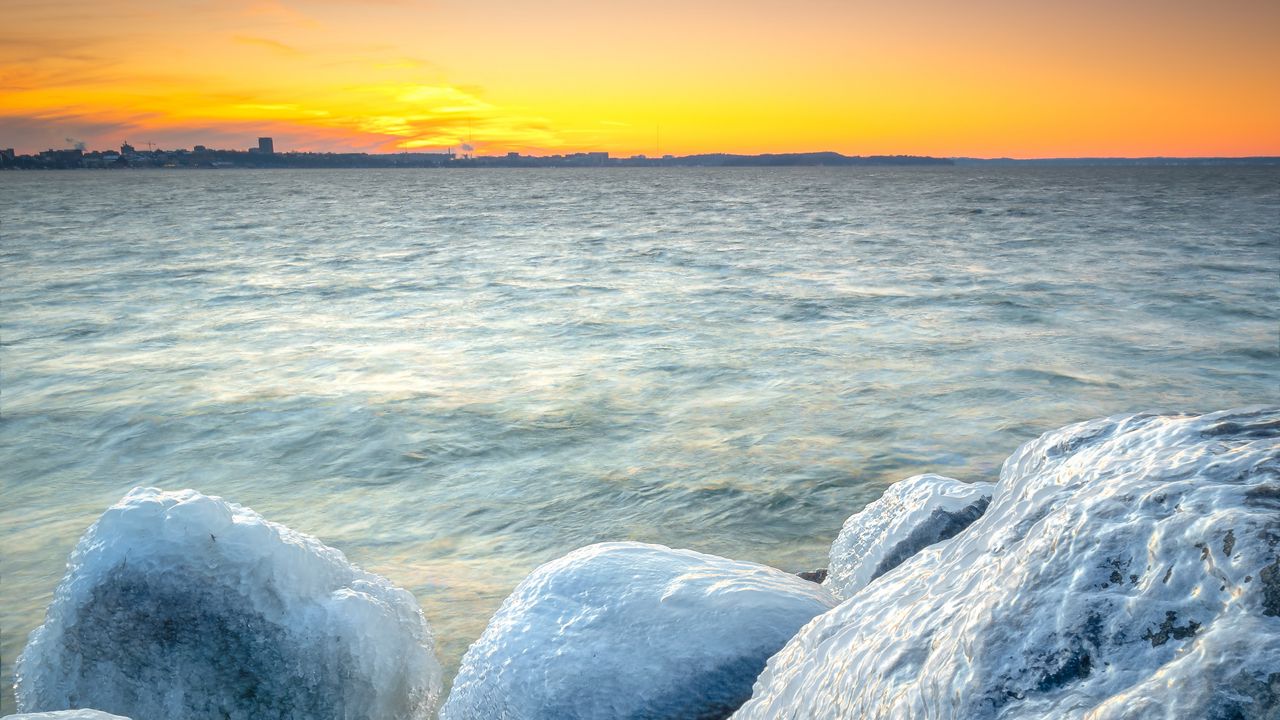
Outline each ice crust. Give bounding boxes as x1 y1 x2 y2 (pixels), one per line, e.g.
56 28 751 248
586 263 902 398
15 488 442 720
440 541 838 720
733 408 1280 719
3 707 131 712
823 473 993 599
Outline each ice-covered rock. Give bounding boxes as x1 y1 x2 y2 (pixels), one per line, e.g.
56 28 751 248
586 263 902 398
441 541 838 720
823 473 993 599
734 408 1280 719
3 707 131 712
16 488 442 720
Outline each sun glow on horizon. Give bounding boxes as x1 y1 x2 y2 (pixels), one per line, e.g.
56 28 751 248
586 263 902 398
3 0 1278 157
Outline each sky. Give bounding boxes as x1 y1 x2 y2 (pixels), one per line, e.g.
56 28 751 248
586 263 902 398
3 0 1278 157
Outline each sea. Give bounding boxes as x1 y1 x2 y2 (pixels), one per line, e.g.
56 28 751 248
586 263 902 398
1 166 1277 712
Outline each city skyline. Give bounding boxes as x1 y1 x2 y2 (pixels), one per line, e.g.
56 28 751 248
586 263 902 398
3 0 1279 157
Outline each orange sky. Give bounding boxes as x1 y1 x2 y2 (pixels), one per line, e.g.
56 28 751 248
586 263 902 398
3 0 1278 156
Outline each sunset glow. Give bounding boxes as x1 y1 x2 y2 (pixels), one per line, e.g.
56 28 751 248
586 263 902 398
4 0 1278 156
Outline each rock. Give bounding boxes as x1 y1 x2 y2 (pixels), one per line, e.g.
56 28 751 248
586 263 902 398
441 541 838 720
16 488 442 720
796 569 828 584
733 408 1280 719
3 707 131 712
823 473 993 599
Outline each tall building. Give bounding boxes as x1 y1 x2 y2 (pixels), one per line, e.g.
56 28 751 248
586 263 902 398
258 137 274 154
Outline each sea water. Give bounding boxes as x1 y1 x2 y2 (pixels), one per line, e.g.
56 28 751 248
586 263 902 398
1 166 1276 712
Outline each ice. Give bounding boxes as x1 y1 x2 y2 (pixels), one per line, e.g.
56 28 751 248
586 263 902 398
15 488 442 720
823 473 993 599
440 541 838 720
3 712 131 720
734 408 1280 719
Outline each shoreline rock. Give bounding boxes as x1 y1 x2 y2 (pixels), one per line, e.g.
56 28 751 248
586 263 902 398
734 408 1280 719
441 542 837 720
16 488 442 720
795 568 828 584
822 472 993 600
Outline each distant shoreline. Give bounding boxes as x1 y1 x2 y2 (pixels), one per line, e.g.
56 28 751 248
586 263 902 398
4 148 1278 171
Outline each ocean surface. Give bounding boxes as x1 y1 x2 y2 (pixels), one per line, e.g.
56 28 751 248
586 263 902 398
1 166 1277 712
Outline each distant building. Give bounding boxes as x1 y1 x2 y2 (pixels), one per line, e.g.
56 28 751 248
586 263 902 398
38 148 83 168
258 137 274 154
194 145 207 153
564 151 609 166
121 141 135 154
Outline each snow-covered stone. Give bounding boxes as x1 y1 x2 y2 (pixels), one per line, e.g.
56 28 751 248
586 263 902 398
16 488 442 720
734 408 1280 719
823 473 993 599
2 707 132 712
441 541 838 720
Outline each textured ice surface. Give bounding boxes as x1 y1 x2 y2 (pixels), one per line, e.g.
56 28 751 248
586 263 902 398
3 707 131 712
441 541 838 720
735 408 1280 719
16 488 442 720
823 473 993 599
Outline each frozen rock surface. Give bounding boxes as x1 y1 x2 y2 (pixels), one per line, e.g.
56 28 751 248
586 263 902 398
16 488 442 720
823 473 993 599
441 541 838 720
734 408 1280 720
3 707 131 712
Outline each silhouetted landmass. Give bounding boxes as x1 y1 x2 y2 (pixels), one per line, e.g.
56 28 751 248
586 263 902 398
951 156 1280 166
652 153 951 167
2 143 1276 170
0 148 461 170
0 149 952 170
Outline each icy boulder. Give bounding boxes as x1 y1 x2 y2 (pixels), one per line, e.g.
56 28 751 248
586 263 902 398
2 707 132 712
823 473 993 599
16 488 442 720
734 408 1280 719
441 541 838 720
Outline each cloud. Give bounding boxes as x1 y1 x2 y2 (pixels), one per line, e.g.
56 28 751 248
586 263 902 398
0 76 568 154
0 3 571 155
234 36 303 56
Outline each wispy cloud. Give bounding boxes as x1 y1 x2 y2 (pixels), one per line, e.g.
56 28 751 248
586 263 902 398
0 0 570 155
1 74 566 154
4 0 1280 157
234 36 303 56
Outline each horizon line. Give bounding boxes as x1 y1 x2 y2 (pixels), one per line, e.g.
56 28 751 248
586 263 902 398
10 145 1280 162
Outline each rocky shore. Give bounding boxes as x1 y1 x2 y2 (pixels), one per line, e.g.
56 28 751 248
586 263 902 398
8 408 1279 720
